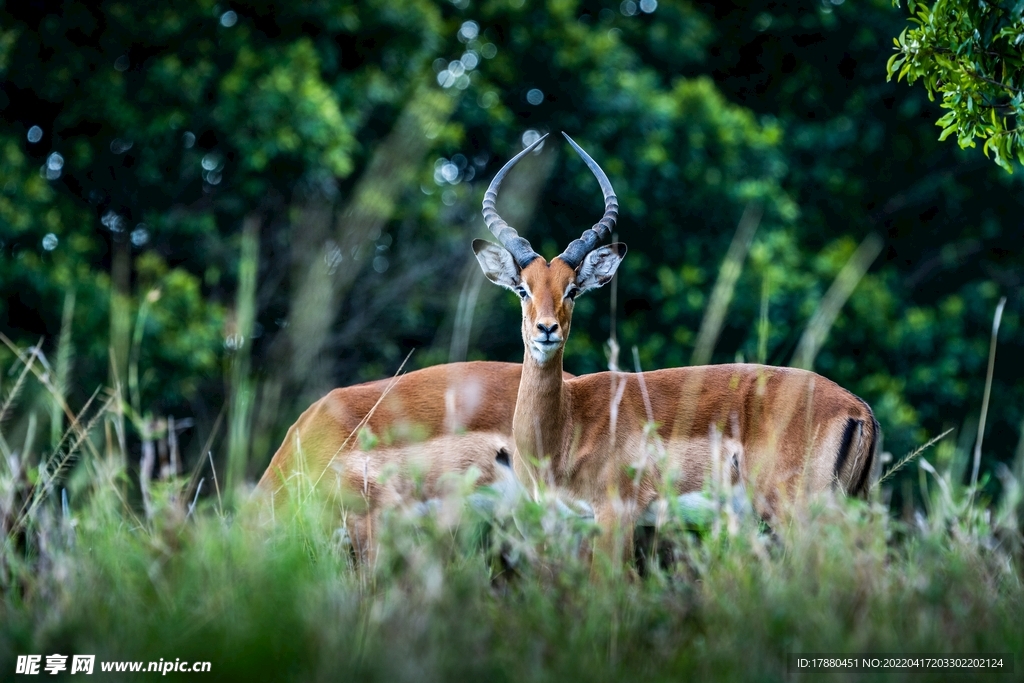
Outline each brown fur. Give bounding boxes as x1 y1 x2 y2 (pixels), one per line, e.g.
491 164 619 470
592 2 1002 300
256 361 572 561
506 257 880 561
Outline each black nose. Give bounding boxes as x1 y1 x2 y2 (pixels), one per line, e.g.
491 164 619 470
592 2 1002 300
537 322 559 335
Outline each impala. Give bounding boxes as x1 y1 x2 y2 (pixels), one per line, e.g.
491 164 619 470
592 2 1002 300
257 361 572 560
473 132 880 560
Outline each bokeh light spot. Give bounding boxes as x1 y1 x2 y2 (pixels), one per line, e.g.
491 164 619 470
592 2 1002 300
131 225 150 246
44 162 61 180
522 129 545 152
101 211 125 233
458 21 479 43
437 70 456 88
201 153 222 171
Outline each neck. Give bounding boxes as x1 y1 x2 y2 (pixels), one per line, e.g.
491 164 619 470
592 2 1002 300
513 347 569 486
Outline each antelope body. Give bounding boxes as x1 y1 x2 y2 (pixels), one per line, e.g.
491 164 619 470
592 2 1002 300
474 133 880 559
257 361 572 557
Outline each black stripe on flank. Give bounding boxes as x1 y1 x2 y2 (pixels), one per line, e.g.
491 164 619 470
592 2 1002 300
853 416 880 496
833 418 860 488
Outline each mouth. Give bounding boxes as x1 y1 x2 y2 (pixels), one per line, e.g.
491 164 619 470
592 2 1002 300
531 338 562 350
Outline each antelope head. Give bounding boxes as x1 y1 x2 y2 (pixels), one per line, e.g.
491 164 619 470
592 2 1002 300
473 133 627 365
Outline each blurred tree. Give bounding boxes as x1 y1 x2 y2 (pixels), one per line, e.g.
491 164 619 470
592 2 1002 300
887 0 1024 171
0 0 452 468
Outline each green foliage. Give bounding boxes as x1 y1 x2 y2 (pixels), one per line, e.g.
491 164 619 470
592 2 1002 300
218 39 355 177
888 0 1024 171
132 254 225 405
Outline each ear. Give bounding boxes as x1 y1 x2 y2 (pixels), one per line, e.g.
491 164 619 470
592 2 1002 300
473 239 521 290
576 243 626 293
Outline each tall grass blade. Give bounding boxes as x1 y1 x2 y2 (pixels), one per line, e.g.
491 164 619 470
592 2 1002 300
1015 415 1024 490
108 351 127 468
0 334 106 463
108 239 132 406
226 214 261 500
970 296 1005 494
209 451 223 515
22 412 37 464
51 288 75 449
448 266 483 363
792 233 882 370
608 231 621 371
128 289 158 417
187 478 204 518
691 202 762 367
757 271 771 365
0 338 41 425
876 428 953 487
182 406 224 508
12 392 114 533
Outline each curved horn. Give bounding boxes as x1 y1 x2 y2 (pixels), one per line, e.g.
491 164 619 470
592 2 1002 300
557 132 619 270
481 133 548 268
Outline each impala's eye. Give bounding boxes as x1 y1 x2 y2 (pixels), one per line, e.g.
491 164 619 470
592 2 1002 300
515 287 529 300
565 287 579 301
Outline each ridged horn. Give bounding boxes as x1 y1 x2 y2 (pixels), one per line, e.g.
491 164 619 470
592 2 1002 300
557 132 619 270
481 134 548 268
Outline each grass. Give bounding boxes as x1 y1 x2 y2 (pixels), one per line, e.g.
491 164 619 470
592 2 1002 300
0 345 1021 682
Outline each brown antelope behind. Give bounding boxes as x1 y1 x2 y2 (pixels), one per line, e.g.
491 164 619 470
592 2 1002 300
473 132 880 560
257 361 572 560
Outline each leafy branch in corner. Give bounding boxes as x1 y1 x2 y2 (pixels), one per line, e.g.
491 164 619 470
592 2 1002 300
888 0 1024 171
